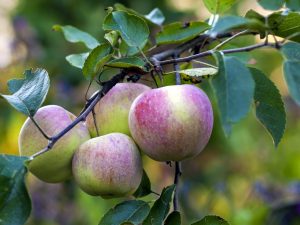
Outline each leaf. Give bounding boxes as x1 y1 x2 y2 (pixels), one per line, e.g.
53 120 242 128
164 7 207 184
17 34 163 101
250 68 286 147
164 211 181 225
82 43 113 80
104 31 119 47
258 0 284 10
156 21 210 45
53 25 99 49
103 11 149 48
191 215 230 225
0 68 50 116
119 39 147 56
203 0 236 14
211 52 255 135
0 154 31 225
66 52 89 69
179 68 218 77
268 12 300 42
209 16 265 37
281 42 300 105
133 170 152 198
106 57 148 72
286 1 300 11
145 8 165 26
98 200 150 225
143 185 176 225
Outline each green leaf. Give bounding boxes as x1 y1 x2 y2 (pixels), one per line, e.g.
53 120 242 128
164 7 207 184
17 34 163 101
145 8 165 26
98 200 150 225
268 12 300 42
281 42 300 105
191 215 230 225
210 16 265 37
103 11 149 48
0 154 31 225
179 68 217 77
156 21 210 45
133 170 152 198
143 185 176 225
211 52 255 135
286 1 300 11
164 211 181 225
0 68 50 116
258 0 284 10
203 0 236 14
83 43 113 80
53 25 99 49
104 31 119 47
106 57 148 72
119 39 147 56
250 68 286 147
66 52 89 69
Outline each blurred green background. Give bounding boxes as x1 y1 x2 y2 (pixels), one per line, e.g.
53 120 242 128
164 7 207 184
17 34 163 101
1 0 300 224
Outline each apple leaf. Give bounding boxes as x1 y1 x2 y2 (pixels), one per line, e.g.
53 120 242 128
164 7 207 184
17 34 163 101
156 21 210 45
191 215 230 225
104 31 119 47
103 11 149 49
83 43 113 80
106 57 148 72
164 211 181 225
53 25 99 49
0 154 31 225
211 52 255 135
257 0 284 10
145 8 165 26
98 200 150 225
143 185 176 225
281 42 300 105
286 1 300 11
0 68 50 116
250 68 286 147
133 170 152 198
66 52 89 69
203 0 236 14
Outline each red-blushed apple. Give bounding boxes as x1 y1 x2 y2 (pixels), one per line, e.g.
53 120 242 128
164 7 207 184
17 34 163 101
72 133 143 198
86 83 151 137
19 105 90 183
128 84 213 162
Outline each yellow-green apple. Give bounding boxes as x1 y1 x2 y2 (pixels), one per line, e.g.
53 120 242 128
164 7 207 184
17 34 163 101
72 133 142 197
19 105 90 183
86 83 151 137
128 84 213 162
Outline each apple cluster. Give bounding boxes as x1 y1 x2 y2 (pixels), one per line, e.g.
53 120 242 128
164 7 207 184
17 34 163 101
19 83 213 198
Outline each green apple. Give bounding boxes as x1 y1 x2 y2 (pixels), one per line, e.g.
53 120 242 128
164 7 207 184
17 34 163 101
72 133 143 198
19 105 90 183
86 83 151 137
129 84 214 162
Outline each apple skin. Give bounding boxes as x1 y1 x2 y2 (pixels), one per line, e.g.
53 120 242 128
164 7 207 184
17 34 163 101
72 133 143 198
86 83 151 137
19 105 90 183
128 84 213 162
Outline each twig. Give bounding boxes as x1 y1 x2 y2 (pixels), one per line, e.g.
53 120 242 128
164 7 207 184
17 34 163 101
213 30 249 51
173 161 181 211
29 117 51 140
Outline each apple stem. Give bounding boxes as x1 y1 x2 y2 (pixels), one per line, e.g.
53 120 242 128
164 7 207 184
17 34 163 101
173 161 182 211
91 108 100 136
29 116 51 140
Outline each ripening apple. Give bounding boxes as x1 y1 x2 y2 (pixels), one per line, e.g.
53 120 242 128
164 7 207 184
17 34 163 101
19 105 90 183
72 133 142 197
128 84 213 162
86 83 151 137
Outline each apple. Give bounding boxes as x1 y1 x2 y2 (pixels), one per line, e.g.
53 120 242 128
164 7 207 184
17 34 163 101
128 84 213 162
86 83 151 137
19 105 90 183
72 133 142 197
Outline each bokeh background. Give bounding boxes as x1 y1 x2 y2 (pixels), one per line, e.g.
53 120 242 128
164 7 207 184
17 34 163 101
1 0 300 224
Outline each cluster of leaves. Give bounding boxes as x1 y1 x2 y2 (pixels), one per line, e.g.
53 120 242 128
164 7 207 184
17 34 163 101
1 0 300 224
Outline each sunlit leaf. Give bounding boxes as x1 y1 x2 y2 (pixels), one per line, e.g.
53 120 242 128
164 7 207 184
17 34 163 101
0 68 50 116
203 0 236 14
66 52 89 69
53 25 99 49
104 31 119 47
145 8 165 26
0 154 31 225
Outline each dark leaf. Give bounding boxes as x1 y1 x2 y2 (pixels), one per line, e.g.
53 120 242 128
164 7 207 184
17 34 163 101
203 0 237 14
133 170 152 198
191 215 230 225
53 25 99 49
66 52 89 69
211 52 255 135
0 154 31 225
98 200 150 225
143 185 176 225
257 0 284 10
250 68 286 147
0 68 50 116
286 1 300 11
164 211 181 225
